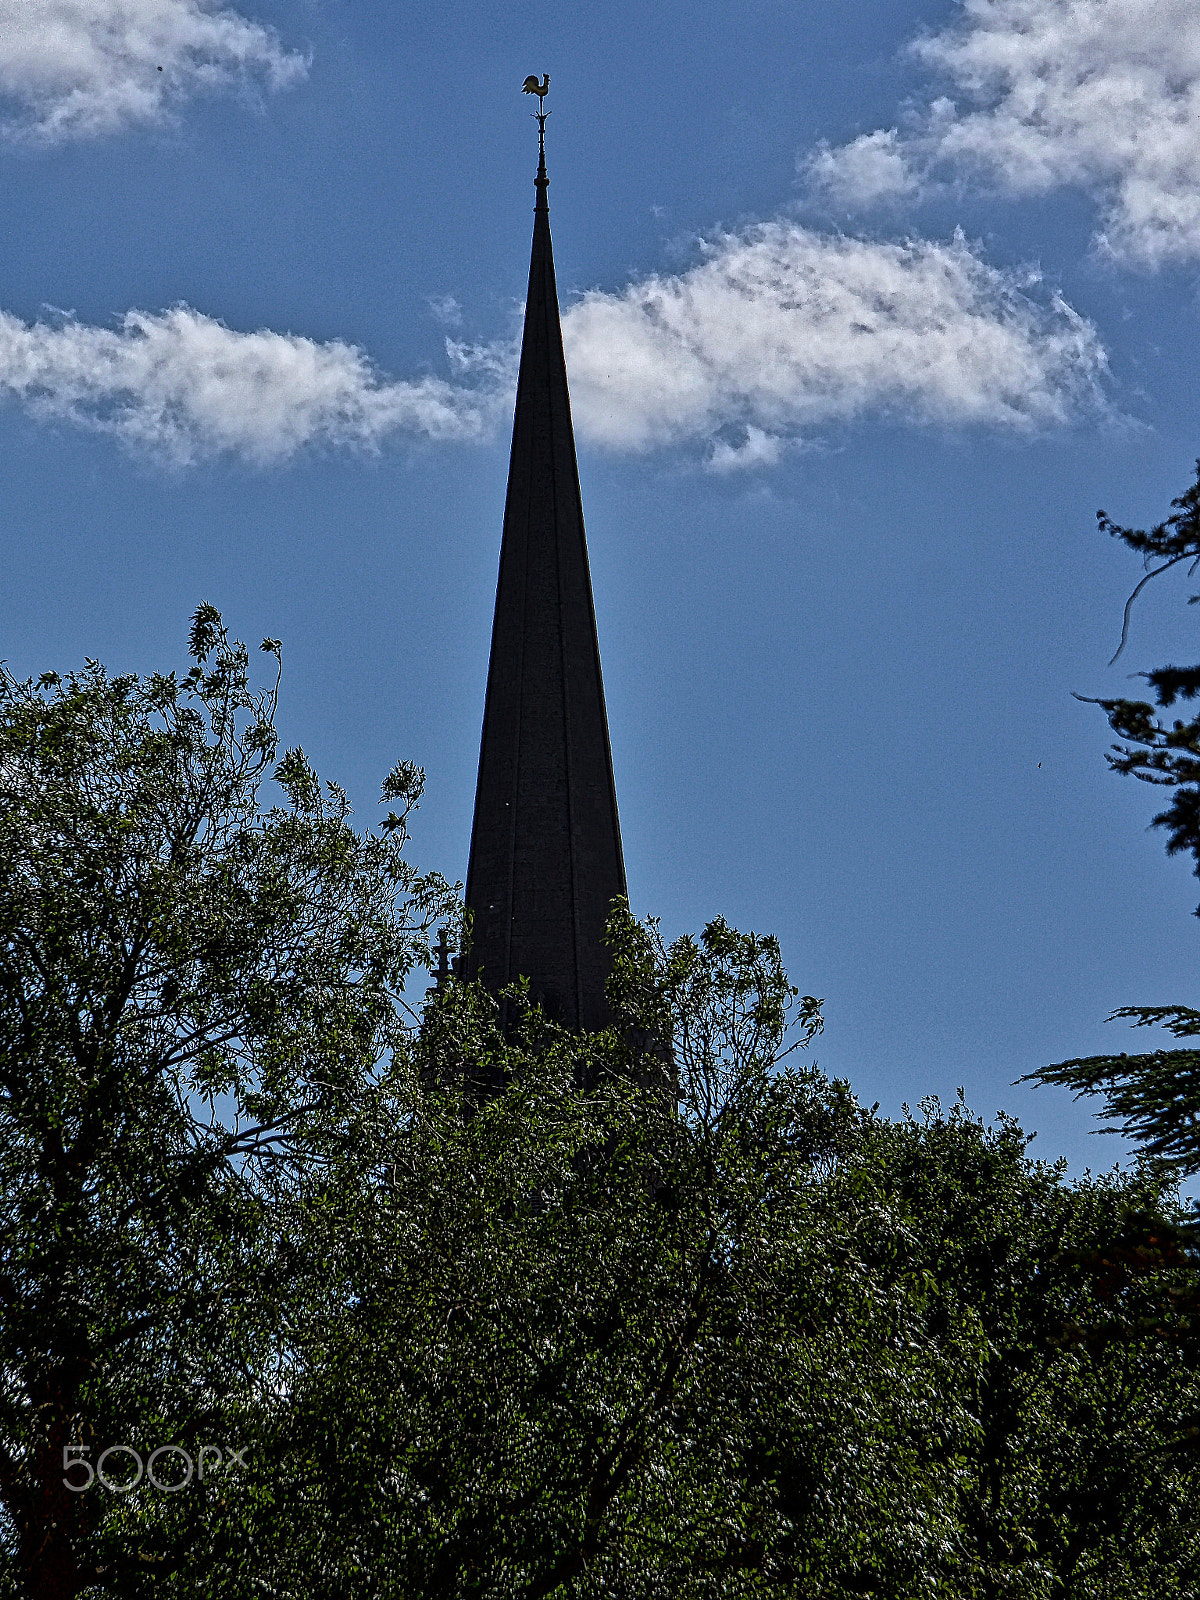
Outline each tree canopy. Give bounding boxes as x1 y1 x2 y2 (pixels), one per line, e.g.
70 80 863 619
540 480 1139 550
0 608 455 1597
2 613 1198 1599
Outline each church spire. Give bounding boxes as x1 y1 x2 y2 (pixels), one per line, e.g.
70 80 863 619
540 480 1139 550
463 95 627 1039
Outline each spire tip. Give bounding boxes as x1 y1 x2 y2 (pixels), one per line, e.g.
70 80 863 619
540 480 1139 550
521 73 550 196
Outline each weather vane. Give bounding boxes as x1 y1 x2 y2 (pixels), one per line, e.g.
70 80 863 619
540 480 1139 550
522 73 550 156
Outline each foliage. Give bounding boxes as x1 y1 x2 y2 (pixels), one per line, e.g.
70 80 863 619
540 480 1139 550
194 916 1200 1600
1019 461 1200 1490
0 609 456 1597
859 1100 1200 1596
4 623 1199 1599
1032 1008 1200 1179
249 909 905 1600
1023 460 1200 1177
1084 461 1200 900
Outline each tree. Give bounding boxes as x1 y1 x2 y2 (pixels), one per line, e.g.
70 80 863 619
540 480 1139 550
858 1099 1200 1597
226 917 1200 1600
1018 463 1200 1487
1022 463 1200 1179
0 607 455 1598
6 619 1197 1600
245 911 900 1600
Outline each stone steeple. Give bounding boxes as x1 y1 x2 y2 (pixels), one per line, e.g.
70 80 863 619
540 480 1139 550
463 117 627 1037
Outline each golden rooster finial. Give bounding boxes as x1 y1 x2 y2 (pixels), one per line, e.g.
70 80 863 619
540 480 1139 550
523 74 551 170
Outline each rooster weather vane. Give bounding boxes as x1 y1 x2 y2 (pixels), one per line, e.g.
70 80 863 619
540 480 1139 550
522 73 550 152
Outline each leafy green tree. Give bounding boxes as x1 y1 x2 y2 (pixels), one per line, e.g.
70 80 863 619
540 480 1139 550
0 608 455 1598
6 620 1198 1600
244 912 970 1600
227 918 1200 1600
859 1099 1200 1598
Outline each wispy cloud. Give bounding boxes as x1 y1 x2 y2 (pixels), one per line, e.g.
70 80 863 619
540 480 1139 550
0 228 1107 470
803 0 1200 270
559 223 1108 465
427 295 463 329
0 306 503 464
0 0 307 142
0 218 1108 469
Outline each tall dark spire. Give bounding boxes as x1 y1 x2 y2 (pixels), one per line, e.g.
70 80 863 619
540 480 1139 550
463 110 627 1037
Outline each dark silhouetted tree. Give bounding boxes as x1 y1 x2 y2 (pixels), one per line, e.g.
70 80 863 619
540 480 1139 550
4 622 1197 1600
0 608 455 1598
1025 463 1200 1181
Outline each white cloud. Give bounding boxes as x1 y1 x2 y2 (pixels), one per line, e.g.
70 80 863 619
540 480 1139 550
707 426 784 474
0 224 1107 467
0 223 1109 469
558 223 1108 457
803 0 1200 269
427 295 463 329
0 0 306 142
807 128 918 211
0 305 503 464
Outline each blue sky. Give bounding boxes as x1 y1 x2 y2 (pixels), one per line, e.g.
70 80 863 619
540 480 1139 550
3 0 1200 1179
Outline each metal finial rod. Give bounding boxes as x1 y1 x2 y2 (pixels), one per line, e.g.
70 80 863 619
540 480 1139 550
535 108 551 179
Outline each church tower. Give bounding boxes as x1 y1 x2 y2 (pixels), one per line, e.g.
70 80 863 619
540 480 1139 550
463 106 627 1037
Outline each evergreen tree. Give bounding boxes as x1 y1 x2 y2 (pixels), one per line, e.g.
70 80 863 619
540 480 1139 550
1027 462 1200 1177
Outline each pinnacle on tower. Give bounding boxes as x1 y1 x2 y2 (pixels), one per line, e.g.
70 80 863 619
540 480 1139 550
463 93 627 1045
